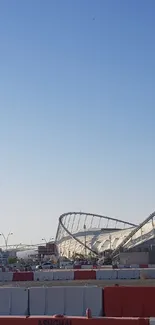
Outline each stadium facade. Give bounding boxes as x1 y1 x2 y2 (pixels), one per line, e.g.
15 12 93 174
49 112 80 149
55 211 155 260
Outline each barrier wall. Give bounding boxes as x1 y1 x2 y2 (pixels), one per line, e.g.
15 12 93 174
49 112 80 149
0 316 150 325
81 265 93 269
96 270 117 280
25 316 150 325
2 268 155 282
13 272 34 281
0 285 155 318
0 286 102 316
104 287 155 317
34 271 54 281
150 318 155 325
140 269 155 279
29 286 102 316
0 288 28 316
0 272 13 282
74 270 96 280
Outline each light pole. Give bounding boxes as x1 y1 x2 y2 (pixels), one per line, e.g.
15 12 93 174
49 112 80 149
0 232 13 251
42 237 54 244
109 235 112 250
84 224 86 258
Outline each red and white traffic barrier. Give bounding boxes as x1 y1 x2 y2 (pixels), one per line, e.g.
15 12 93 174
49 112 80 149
0 286 155 318
0 267 155 282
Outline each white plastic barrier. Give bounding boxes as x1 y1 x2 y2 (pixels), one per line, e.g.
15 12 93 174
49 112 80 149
148 265 155 268
64 265 74 269
29 286 102 316
117 269 140 279
81 265 93 269
0 272 13 282
45 287 64 315
96 269 117 280
83 286 102 316
65 286 84 316
64 286 102 316
11 288 28 315
0 288 11 315
130 264 139 268
53 270 74 280
0 288 28 315
29 287 46 315
150 318 155 325
34 271 54 281
140 269 155 279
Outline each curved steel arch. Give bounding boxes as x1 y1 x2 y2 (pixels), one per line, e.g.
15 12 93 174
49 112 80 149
110 211 155 258
56 211 137 256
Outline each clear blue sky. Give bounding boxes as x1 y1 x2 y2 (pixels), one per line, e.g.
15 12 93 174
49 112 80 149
0 0 155 245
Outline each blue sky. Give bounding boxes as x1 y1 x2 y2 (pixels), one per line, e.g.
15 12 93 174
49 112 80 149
0 0 155 245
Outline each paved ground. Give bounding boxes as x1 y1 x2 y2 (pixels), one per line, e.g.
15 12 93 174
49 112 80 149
0 279 155 287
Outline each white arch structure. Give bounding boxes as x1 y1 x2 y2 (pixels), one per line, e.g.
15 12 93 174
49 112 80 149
55 212 138 257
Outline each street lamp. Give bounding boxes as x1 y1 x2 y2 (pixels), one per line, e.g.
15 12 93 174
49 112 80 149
42 237 54 244
109 235 112 250
42 238 47 244
83 224 86 257
0 232 13 251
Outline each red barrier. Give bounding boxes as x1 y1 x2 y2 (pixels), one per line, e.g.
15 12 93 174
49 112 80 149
74 270 96 280
104 286 155 317
139 265 148 268
13 272 34 281
26 316 150 325
0 316 149 325
0 317 27 325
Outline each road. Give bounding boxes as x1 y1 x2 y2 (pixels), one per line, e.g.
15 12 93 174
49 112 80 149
0 279 155 287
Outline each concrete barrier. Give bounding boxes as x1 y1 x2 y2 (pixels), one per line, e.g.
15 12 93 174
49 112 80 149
29 286 103 316
11 288 28 315
148 265 155 268
34 271 54 281
29 288 46 315
45 287 65 315
53 270 74 280
2 268 155 282
0 288 28 316
96 270 117 280
140 269 155 279
0 272 13 282
0 288 11 315
117 269 140 280
65 286 84 316
150 318 155 325
81 265 93 269
130 265 139 268
84 286 102 316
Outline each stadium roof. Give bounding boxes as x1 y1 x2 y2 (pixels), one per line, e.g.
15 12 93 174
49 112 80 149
56 211 155 258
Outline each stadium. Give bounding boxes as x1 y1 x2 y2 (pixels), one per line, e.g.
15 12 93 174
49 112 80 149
55 211 155 261
11 210 155 262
